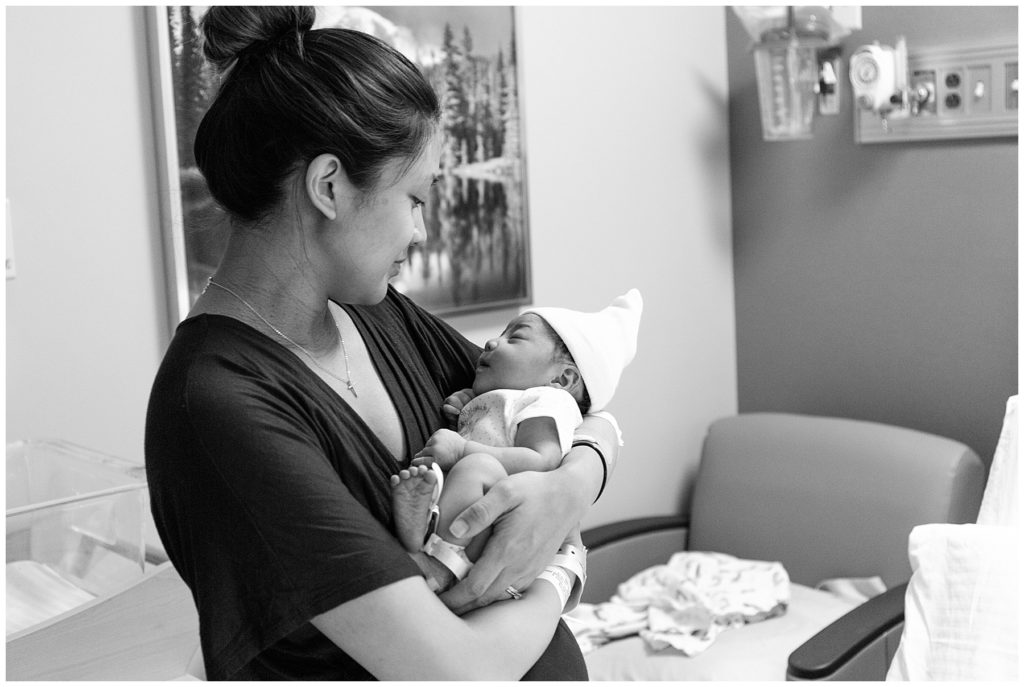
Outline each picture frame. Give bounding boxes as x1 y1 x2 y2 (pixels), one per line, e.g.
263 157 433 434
147 5 531 335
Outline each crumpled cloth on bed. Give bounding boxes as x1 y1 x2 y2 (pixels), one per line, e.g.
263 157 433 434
565 551 789 656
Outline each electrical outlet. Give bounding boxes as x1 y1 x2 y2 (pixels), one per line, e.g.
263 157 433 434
940 69 963 112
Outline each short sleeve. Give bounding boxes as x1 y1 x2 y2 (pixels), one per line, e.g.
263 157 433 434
512 387 584 456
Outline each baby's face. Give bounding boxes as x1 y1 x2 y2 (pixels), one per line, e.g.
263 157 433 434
472 314 564 395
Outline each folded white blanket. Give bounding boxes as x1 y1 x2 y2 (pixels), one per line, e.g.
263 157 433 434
567 551 790 656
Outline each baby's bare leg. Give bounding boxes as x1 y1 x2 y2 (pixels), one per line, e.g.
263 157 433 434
436 453 508 562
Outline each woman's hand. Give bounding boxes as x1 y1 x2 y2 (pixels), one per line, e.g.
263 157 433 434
437 412 617 614
438 469 586 614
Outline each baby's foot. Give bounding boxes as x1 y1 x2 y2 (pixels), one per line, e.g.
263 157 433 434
390 465 439 552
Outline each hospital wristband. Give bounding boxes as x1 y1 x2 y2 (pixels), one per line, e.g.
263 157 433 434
536 565 573 613
553 544 587 612
421 533 473 581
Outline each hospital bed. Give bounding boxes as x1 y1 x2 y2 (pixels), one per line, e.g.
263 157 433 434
6 406 1013 680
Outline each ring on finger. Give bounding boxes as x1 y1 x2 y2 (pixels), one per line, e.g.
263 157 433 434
505 585 523 600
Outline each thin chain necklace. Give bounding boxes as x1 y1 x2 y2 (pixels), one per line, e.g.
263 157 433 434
206 279 357 397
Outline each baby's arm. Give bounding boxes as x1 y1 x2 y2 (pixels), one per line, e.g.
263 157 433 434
469 416 563 473
412 417 563 474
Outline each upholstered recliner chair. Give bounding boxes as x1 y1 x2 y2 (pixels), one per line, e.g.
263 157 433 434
579 412 986 681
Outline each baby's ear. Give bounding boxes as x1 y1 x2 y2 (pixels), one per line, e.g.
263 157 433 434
550 365 583 395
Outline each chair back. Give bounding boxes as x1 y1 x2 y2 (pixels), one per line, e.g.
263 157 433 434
687 413 985 588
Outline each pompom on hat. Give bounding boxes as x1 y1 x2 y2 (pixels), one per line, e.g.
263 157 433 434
525 289 643 413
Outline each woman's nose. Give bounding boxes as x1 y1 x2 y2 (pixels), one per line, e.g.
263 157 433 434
411 206 426 246
484 338 499 351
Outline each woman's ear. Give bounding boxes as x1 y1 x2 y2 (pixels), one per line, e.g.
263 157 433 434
550 365 583 396
305 153 346 221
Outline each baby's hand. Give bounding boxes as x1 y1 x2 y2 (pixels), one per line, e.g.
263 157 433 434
442 389 476 429
412 429 466 471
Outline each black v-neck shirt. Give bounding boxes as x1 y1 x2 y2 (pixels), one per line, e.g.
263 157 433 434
145 287 585 680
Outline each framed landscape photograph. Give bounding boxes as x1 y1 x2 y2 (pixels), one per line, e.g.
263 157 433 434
148 5 531 330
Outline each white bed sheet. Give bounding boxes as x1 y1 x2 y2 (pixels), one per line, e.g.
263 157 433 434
886 395 1019 681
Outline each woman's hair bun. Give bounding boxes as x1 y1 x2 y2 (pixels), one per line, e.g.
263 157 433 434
200 6 316 73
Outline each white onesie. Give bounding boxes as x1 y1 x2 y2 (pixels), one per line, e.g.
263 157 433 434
458 387 583 456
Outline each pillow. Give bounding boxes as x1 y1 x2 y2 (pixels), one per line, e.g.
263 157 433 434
886 523 1019 681
976 395 1018 527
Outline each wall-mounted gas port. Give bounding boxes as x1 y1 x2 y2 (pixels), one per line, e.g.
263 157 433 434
967 65 992 112
910 70 937 115
855 42 1017 143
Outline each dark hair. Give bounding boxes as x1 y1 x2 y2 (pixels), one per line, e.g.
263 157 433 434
195 6 441 223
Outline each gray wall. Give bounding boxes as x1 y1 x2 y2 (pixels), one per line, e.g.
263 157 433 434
727 6 1017 466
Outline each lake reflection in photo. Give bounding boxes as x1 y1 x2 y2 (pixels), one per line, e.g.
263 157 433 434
395 166 529 314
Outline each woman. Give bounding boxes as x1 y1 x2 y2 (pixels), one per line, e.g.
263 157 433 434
145 6 618 680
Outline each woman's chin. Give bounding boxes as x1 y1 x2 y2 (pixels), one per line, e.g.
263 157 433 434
337 283 389 307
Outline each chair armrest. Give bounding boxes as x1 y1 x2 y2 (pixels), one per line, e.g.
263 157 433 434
580 516 689 603
787 582 907 680
583 515 689 549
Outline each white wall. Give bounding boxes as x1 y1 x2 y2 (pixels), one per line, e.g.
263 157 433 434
6 7 168 463
450 6 737 527
5 6 736 529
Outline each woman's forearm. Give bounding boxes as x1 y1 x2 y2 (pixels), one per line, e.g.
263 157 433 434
313 576 566 680
554 448 603 520
456 582 565 678
561 413 621 510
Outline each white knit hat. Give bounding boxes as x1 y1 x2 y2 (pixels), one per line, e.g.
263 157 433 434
525 289 643 413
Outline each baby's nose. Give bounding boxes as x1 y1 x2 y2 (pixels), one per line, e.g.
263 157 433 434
484 338 499 351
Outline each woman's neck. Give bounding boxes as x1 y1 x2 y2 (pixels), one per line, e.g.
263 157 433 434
192 229 339 352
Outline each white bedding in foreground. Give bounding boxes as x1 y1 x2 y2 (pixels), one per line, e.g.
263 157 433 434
886 395 1019 681
886 523 1019 681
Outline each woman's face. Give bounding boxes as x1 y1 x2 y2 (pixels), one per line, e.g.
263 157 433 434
472 314 565 395
327 129 442 305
